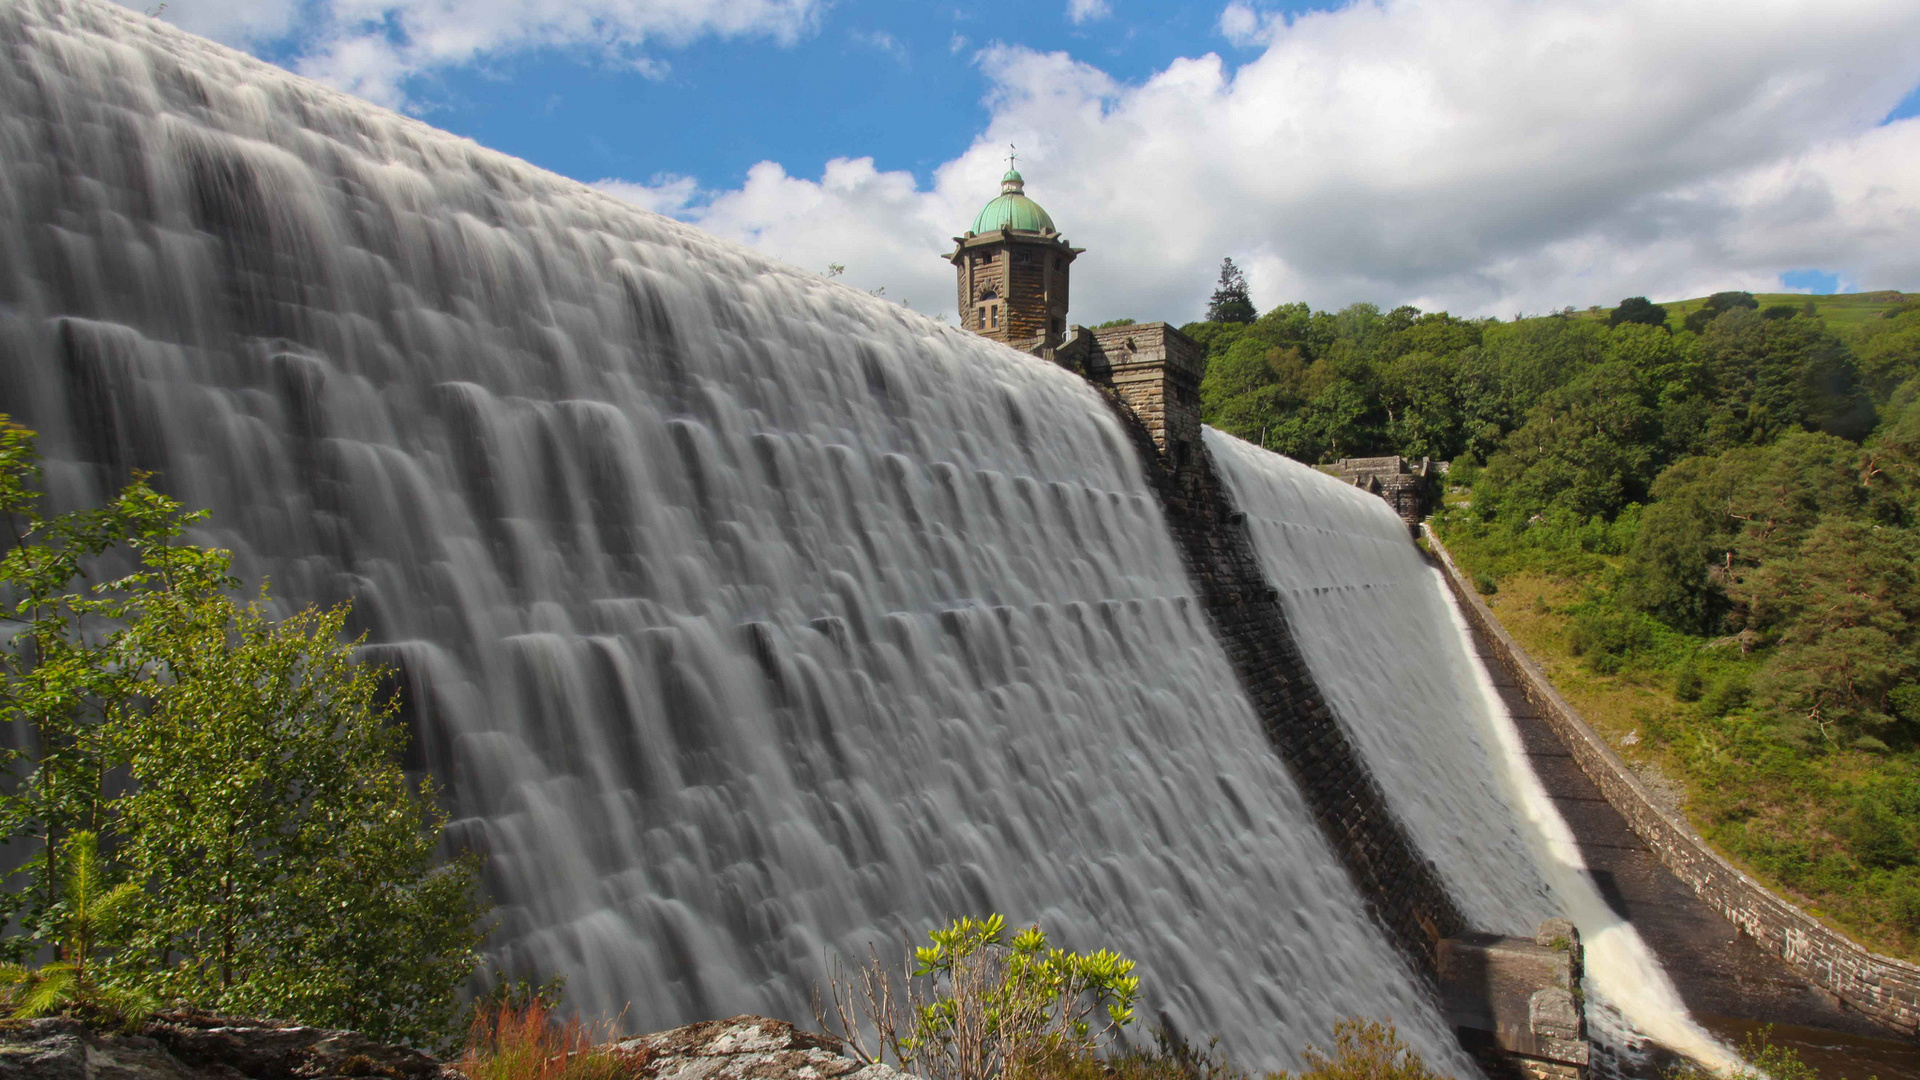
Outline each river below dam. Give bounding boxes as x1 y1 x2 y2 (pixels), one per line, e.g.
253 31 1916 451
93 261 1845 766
0 0 1897 1075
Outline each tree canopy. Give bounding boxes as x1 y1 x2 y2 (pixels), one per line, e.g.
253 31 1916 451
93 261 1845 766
0 418 485 1044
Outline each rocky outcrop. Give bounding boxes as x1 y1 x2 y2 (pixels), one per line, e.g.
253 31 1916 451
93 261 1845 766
0 1010 444 1079
617 1015 913 1080
0 1012 909 1080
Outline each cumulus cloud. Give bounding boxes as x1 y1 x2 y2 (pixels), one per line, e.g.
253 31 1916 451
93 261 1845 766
603 0 1920 323
1067 0 1112 26
1217 2 1278 47
132 0 824 108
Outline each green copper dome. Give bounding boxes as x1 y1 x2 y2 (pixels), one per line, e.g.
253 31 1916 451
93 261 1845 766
970 169 1056 234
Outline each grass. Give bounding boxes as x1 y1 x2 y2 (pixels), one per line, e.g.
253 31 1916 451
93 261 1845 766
1568 292 1912 331
458 1000 641 1080
1436 517 1920 963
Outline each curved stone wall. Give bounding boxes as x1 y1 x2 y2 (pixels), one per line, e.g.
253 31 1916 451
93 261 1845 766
1425 527 1920 1036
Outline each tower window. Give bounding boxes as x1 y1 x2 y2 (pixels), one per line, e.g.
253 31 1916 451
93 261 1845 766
990 304 1001 329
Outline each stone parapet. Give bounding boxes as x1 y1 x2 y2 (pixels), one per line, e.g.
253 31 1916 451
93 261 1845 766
1076 323 1204 470
1441 919 1590 1080
1426 525 1920 1036
1325 456 1435 531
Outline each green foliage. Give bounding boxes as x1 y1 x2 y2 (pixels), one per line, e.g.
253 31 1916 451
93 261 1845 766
1207 259 1256 324
116 593 486 1044
0 831 154 1025
1609 296 1668 329
0 420 232 956
1094 318 1137 330
905 915 1138 1080
1666 1026 1823 1080
0 417 485 1045
1270 1019 1442 1080
819 915 1138 1080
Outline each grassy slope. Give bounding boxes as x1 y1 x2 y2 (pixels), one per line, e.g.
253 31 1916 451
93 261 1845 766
1569 291 1912 330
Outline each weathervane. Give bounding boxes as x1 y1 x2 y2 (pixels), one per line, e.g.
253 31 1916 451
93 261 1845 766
1008 144 1017 171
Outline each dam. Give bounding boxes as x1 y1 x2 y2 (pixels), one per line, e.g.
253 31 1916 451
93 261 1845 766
0 0 1855 1073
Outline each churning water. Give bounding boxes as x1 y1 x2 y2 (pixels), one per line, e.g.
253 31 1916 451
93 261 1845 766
1204 431 1737 1071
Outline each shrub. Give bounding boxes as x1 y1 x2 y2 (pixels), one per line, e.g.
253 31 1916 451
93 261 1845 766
1567 608 1655 674
0 832 153 1026
459 998 634 1080
1666 1026 1818 1080
1675 663 1705 703
1701 673 1751 717
1273 1019 1442 1080
1843 797 1915 869
818 915 1139 1080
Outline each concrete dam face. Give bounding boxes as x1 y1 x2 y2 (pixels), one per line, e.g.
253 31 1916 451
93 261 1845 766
0 0 1718 1072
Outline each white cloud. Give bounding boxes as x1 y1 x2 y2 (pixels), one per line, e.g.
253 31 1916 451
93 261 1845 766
852 29 909 65
602 0 1920 323
133 0 824 108
592 174 703 217
1067 0 1112 26
1217 2 1277 47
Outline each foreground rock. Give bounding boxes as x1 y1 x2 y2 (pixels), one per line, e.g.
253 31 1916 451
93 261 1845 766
0 1009 446 1079
0 1011 906 1080
618 1015 913 1080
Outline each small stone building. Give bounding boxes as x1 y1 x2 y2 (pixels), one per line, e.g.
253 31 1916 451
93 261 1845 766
948 171 1202 468
1324 456 1437 530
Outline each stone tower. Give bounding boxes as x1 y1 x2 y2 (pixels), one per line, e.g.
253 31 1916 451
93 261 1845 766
950 168 1204 469
946 169 1081 351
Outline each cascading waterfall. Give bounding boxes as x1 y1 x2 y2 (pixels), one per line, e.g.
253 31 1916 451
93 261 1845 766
1203 430 1739 1071
0 0 1485 1071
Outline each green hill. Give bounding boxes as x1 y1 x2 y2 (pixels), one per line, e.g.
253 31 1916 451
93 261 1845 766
1573 290 1914 331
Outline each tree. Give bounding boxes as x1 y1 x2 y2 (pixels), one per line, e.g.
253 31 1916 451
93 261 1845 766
1609 296 1668 329
0 420 229 958
117 593 486 1044
0 417 484 1045
1477 361 1659 521
1206 258 1256 324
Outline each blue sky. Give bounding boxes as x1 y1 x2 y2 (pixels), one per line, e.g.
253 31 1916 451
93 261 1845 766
158 0 1920 321
402 2 1308 194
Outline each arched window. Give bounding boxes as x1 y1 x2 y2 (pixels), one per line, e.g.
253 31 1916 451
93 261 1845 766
976 291 1000 331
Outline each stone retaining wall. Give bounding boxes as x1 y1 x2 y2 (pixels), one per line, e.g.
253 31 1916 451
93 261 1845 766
1425 526 1920 1035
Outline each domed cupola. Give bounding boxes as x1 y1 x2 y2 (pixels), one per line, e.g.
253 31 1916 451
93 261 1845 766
947 163 1082 352
970 169 1057 235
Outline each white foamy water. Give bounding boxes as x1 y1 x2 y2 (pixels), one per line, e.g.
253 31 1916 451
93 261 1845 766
0 0 1487 1071
1204 429 1738 1072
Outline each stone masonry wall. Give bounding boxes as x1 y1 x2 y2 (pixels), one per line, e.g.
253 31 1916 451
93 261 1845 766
1427 527 1920 1035
1098 397 1468 978
1082 324 1204 464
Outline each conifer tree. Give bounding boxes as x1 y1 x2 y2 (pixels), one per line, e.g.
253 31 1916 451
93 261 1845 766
1207 258 1257 324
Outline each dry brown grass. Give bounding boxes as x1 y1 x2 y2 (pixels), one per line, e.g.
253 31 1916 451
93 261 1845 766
457 1000 642 1080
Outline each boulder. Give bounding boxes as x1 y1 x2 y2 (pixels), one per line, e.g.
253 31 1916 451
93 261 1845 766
615 1015 915 1080
0 1012 914 1080
0 1011 448 1080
